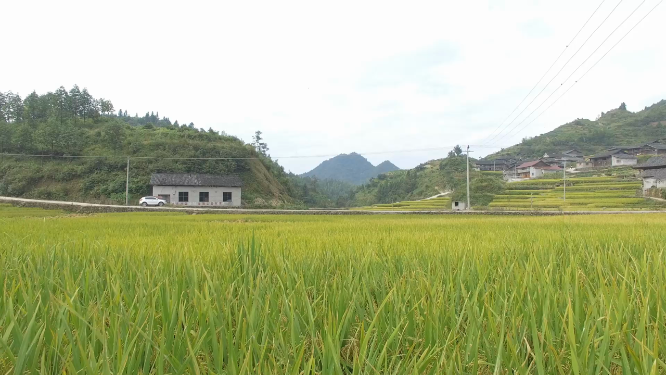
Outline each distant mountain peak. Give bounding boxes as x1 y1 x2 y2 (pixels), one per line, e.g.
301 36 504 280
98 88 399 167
301 153 400 184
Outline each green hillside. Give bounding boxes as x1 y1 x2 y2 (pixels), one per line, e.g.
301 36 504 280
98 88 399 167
351 152 505 208
0 86 308 207
490 100 666 159
301 152 400 185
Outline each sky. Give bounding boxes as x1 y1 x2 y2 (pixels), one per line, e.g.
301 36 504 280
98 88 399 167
3 0 665 173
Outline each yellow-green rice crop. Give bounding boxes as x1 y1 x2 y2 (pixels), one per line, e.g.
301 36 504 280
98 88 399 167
1 206 666 374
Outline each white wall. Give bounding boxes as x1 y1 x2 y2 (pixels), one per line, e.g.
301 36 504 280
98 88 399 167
452 201 467 210
152 186 242 207
643 178 666 191
612 156 638 166
529 167 543 178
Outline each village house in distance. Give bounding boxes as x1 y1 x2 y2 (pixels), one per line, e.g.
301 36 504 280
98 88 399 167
150 173 242 207
633 156 666 192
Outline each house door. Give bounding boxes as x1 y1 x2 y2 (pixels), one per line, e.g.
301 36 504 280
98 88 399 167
158 194 170 203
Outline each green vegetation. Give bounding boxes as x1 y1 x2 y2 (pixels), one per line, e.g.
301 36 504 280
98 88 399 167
489 175 665 210
352 153 505 208
490 100 666 160
301 153 399 185
0 203 64 217
2 207 666 373
353 196 451 211
0 86 335 207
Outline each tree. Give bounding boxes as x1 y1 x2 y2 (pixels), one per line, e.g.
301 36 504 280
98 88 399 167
13 123 34 153
2 92 24 123
69 85 82 121
0 121 12 152
0 92 6 122
252 130 269 156
99 99 114 116
36 117 61 153
619 102 627 111
53 86 69 126
80 88 95 123
102 122 125 149
453 145 463 156
23 91 47 125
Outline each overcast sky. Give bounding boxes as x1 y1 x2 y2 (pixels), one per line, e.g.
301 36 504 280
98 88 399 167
3 0 665 173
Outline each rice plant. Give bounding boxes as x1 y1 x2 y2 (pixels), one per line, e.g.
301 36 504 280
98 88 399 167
1 206 666 373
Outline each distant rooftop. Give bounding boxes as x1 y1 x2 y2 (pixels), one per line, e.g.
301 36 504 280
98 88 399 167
634 156 666 170
150 173 243 187
641 168 666 179
612 154 637 159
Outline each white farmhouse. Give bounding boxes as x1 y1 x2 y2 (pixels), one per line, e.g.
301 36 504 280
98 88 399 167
150 173 242 207
641 169 666 191
611 154 638 166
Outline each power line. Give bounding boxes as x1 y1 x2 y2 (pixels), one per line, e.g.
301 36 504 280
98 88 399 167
493 0 654 145
487 0 625 144
0 144 500 161
483 0 608 143
498 0 662 142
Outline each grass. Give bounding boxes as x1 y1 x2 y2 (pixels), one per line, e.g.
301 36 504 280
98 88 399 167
1 206 666 373
0 203 65 218
353 196 452 211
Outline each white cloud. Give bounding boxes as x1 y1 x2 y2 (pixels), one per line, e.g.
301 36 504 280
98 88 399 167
2 0 664 173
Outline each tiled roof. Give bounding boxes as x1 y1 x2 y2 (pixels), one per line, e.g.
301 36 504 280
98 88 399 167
516 160 542 168
646 143 666 150
590 150 625 159
612 154 637 159
634 156 666 169
150 173 243 187
641 168 666 179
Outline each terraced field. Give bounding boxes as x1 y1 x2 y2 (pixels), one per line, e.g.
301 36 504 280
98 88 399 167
352 196 452 211
490 177 665 211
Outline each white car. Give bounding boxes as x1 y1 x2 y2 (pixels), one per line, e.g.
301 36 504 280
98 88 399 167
139 196 166 207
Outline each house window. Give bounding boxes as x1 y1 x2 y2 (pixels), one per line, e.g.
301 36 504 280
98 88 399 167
199 192 209 202
178 192 189 203
223 192 232 202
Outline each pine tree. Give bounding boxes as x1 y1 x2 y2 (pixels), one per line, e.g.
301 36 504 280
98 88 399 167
252 130 269 156
69 85 82 121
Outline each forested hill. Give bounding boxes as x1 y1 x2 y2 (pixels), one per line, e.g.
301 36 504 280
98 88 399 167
489 100 666 159
0 86 318 207
301 152 400 184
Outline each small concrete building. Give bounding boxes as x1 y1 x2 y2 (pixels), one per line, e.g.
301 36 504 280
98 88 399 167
611 154 638 166
150 173 242 207
452 201 467 210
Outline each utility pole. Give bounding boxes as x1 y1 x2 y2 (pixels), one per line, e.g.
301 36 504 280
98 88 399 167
466 145 471 210
563 160 566 202
531 192 533 210
125 157 130 206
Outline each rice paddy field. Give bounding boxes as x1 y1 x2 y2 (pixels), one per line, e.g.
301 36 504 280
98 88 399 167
2 204 666 374
352 196 452 211
490 177 666 211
